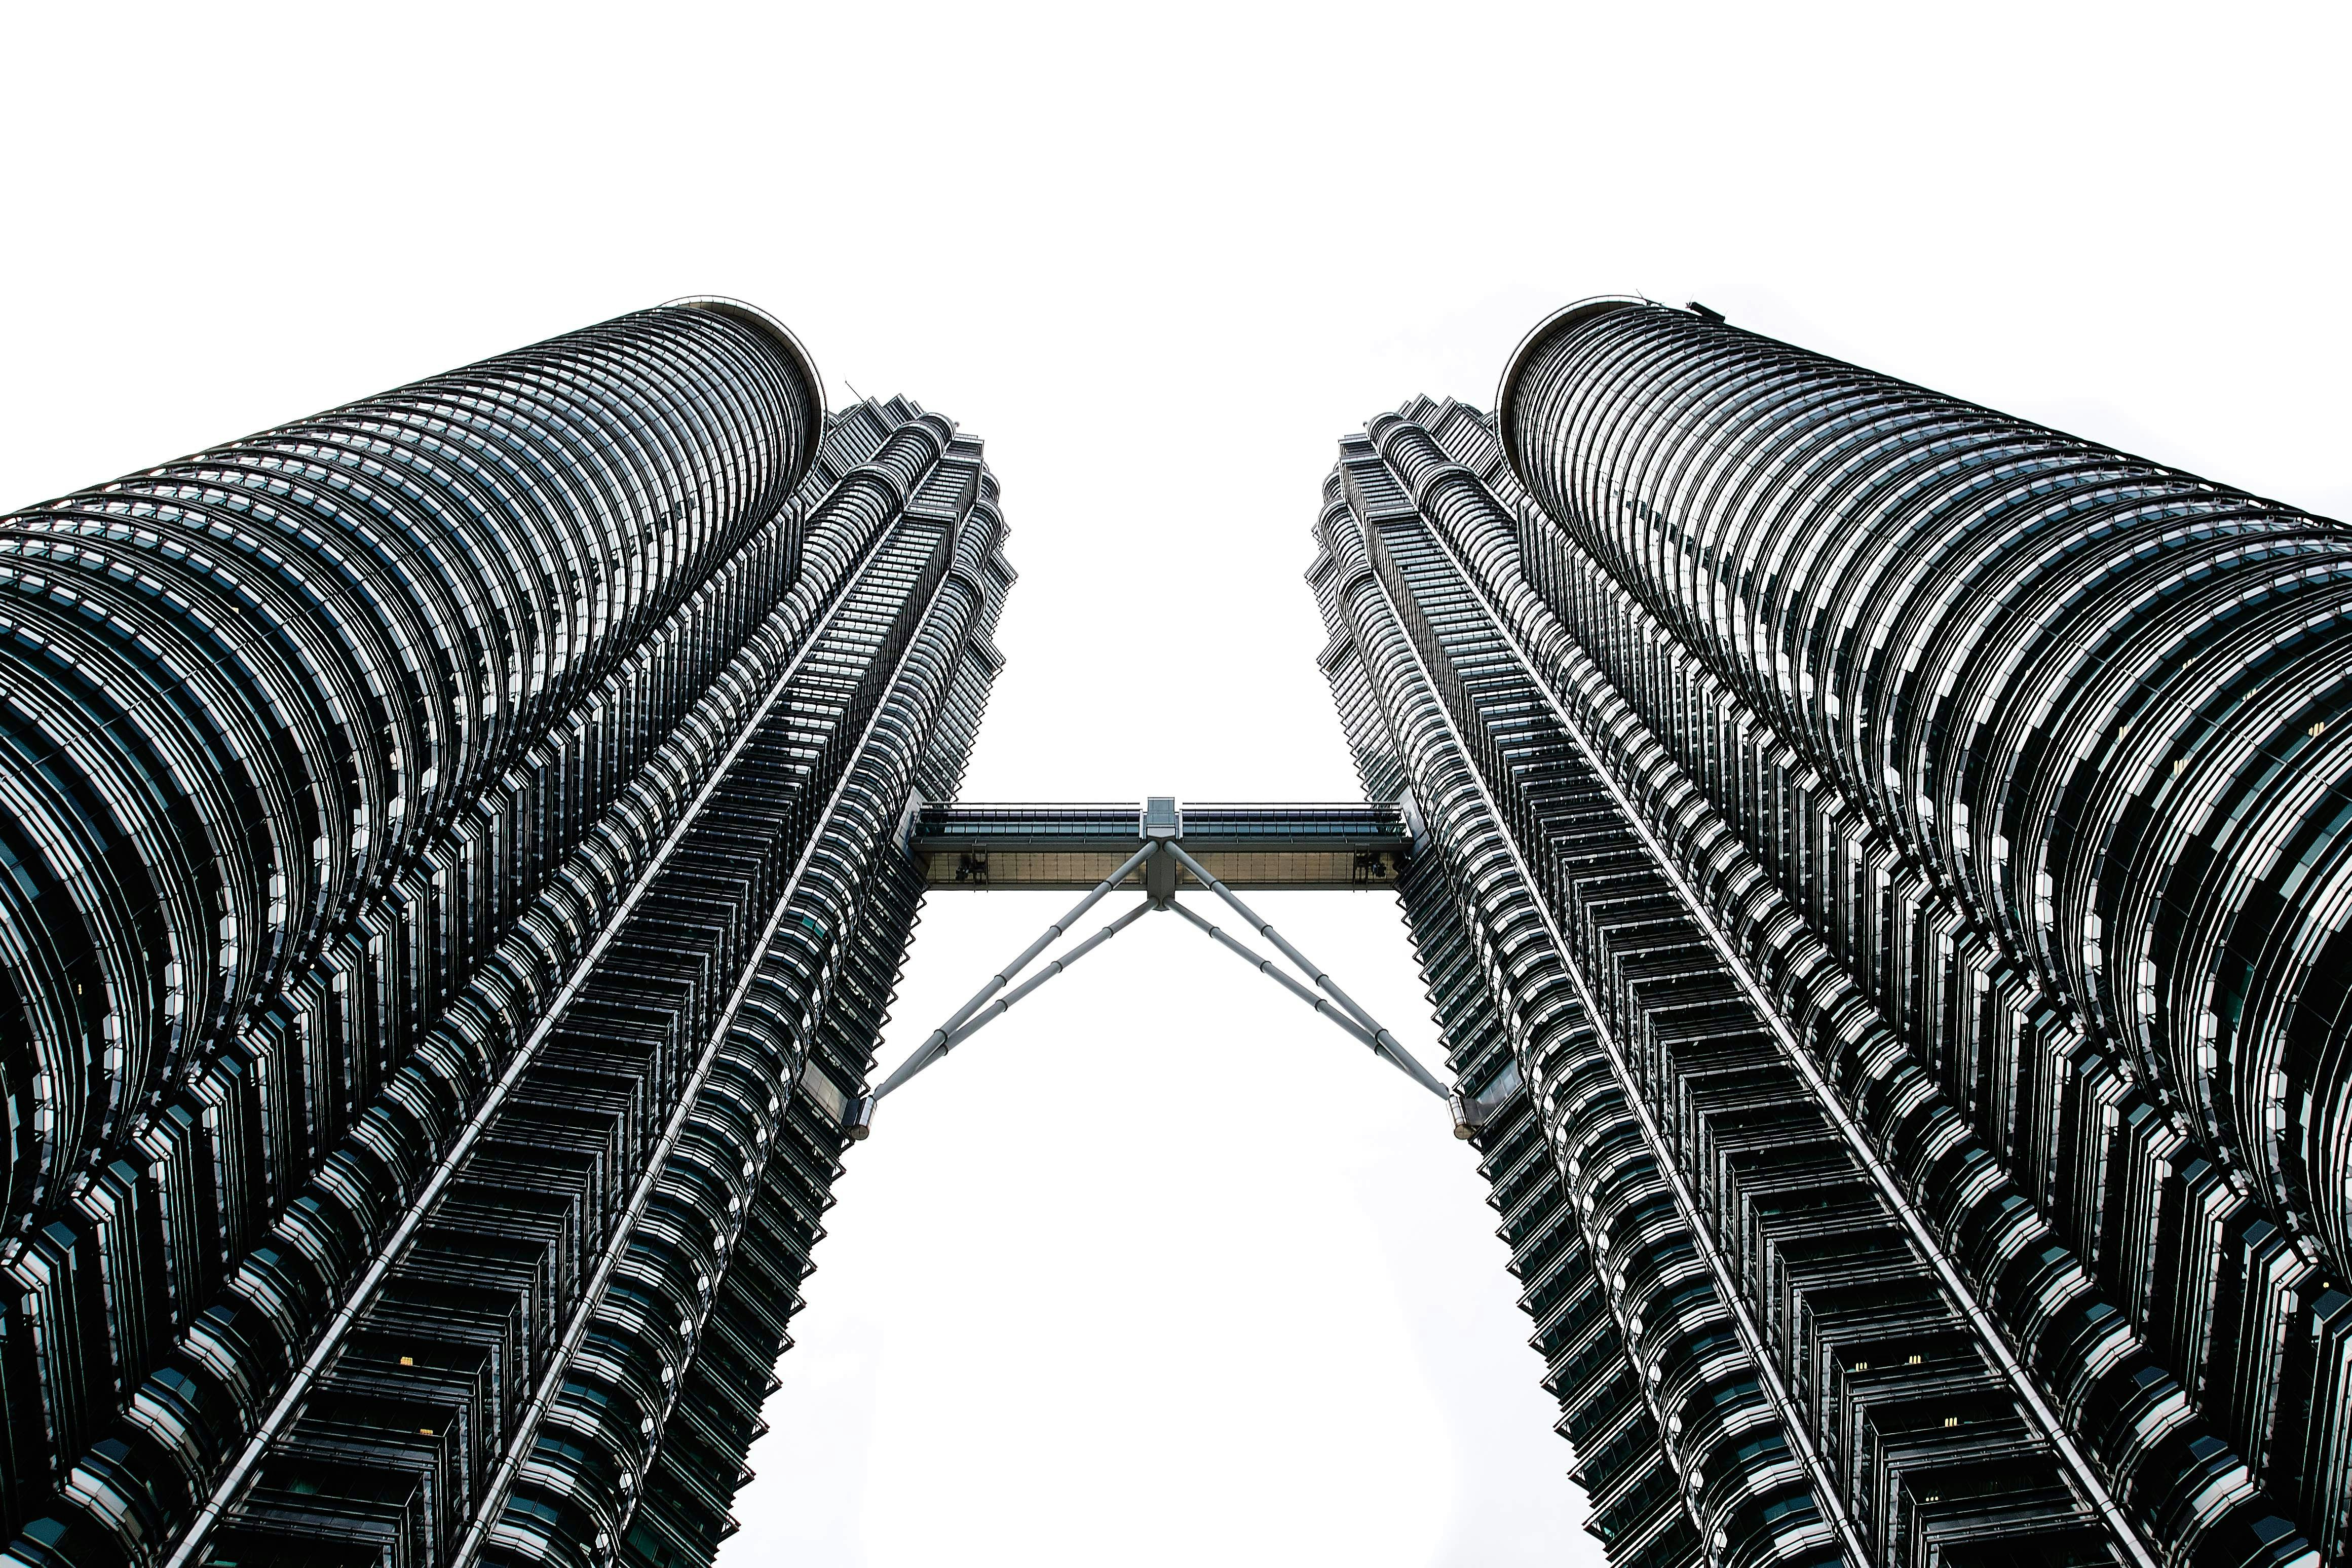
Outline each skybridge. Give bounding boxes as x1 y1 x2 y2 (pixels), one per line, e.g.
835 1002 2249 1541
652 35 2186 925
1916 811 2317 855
861 796 1516 1140
909 798 1412 892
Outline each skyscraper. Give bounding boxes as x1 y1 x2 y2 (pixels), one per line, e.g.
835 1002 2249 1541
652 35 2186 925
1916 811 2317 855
0 301 1011 1568
1313 299 2350 1565
6 288 2348 1568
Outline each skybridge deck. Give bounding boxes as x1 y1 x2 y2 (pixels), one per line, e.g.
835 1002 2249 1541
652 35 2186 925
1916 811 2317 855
911 800 1412 891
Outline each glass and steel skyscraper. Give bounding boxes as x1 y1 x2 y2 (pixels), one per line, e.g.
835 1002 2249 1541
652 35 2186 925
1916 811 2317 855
5 289 2349 1568
1314 300 2350 1566
0 301 1011 1568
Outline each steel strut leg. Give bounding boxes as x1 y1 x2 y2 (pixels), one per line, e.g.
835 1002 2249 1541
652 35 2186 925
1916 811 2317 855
871 839 1162 1102
937 898 1152 1054
1162 842 1449 1097
1168 899 1448 1100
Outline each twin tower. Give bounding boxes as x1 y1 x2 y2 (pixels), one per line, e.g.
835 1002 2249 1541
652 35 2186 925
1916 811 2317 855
1 297 2347 1568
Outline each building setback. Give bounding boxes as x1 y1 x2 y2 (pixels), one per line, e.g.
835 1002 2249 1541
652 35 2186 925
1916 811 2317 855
1312 299 2350 1565
0 302 1011 1567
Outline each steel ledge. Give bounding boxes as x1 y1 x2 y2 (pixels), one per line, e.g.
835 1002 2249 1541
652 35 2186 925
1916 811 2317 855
664 293 827 422
1492 294 1653 482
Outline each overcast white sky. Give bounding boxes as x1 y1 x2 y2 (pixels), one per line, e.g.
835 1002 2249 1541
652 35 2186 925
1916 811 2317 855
4 4 2346 1564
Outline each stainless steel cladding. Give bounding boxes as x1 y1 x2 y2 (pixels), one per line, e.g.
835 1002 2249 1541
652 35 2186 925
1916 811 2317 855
0 304 1013 1568
1316 300 2351 1567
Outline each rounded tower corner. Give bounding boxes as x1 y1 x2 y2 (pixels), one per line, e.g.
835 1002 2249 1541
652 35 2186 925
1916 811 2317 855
1493 295 1654 481
664 294 826 423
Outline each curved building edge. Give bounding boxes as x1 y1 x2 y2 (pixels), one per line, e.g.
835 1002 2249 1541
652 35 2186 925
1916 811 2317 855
662 294 828 426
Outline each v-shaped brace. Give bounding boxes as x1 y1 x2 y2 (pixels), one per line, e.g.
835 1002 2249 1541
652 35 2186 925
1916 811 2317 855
856 838 1469 1138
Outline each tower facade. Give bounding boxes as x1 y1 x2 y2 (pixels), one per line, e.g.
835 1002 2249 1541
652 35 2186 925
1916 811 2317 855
1313 300 2350 1565
0 303 1011 1568
7 290 2349 1568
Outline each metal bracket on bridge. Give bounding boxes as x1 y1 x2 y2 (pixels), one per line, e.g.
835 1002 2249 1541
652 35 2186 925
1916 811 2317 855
1447 1058 1524 1140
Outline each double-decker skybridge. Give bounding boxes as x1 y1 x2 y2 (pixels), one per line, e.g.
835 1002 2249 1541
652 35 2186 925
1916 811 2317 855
868 797 1512 1136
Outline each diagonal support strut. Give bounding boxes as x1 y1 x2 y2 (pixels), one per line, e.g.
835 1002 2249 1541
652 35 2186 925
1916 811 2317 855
869 840 1162 1105
1161 840 1449 1097
938 897 1153 1056
1167 898 1448 1099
